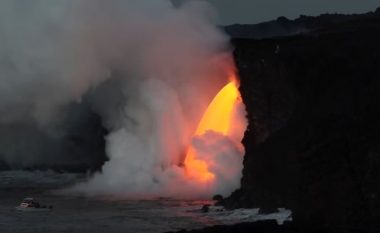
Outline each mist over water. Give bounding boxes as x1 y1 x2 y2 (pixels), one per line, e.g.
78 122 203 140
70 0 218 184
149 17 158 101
0 0 247 198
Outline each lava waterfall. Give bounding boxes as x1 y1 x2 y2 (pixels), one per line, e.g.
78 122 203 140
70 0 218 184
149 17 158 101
0 0 247 199
74 68 248 199
185 77 246 189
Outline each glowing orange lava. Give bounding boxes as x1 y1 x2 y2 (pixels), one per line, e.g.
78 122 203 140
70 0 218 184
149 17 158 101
185 75 241 183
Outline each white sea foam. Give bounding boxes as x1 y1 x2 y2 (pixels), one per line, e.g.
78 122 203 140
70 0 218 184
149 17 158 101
206 207 292 225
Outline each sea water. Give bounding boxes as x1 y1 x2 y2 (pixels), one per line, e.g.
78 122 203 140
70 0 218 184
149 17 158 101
0 171 291 233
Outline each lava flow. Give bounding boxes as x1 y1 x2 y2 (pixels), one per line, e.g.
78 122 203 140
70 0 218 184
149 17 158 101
184 74 242 183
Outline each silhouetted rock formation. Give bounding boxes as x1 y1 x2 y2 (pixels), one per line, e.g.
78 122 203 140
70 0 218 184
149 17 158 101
225 16 307 39
225 7 380 39
223 8 380 232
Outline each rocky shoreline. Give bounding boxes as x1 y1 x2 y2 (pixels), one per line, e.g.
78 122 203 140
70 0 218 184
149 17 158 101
167 219 378 233
180 7 380 233
167 220 296 233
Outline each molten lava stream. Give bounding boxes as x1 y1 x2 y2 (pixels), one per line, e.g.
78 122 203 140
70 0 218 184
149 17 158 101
185 78 241 183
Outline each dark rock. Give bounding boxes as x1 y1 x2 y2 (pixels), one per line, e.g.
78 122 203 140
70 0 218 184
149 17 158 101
277 16 290 24
224 8 380 232
212 194 223 202
201 205 210 213
225 8 380 39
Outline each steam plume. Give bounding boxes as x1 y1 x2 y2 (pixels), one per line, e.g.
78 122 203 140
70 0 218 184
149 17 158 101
0 0 247 198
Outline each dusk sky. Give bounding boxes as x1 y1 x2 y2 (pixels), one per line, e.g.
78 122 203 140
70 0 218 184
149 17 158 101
198 0 380 24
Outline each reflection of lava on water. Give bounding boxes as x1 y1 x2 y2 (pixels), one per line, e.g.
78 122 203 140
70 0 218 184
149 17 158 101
184 73 246 186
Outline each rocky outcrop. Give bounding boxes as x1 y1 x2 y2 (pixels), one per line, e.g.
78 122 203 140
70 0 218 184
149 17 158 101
224 9 380 231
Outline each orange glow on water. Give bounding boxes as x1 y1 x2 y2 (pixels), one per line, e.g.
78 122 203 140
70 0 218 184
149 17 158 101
185 75 241 183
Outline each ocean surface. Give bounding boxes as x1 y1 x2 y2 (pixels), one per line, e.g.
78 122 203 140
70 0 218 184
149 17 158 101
0 171 291 233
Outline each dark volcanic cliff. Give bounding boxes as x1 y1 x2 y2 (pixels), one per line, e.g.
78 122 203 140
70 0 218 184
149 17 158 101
224 10 380 231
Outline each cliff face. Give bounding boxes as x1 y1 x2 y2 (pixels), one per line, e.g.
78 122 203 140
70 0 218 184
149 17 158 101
226 12 380 230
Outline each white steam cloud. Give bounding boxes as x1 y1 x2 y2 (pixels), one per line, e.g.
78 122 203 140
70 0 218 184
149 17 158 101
0 0 247 199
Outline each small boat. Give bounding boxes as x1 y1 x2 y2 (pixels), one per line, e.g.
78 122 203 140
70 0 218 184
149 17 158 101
15 197 53 212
